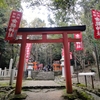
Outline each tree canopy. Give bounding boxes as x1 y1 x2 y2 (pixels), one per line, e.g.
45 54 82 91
0 0 22 69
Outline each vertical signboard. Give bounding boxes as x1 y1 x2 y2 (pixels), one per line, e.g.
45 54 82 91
61 48 64 57
74 33 83 51
62 42 72 59
5 11 22 41
91 9 100 39
25 43 32 62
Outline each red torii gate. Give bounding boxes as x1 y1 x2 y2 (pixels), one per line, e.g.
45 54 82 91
9 25 86 94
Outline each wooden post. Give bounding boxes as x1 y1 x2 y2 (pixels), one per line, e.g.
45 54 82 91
15 34 27 94
94 44 100 80
4 67 6 77
91 75 94 89
63 32 72 93
84 75 87 87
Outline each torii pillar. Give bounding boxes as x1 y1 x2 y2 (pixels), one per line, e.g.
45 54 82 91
8 25 86 94
63 32 72 93
15 34 27 94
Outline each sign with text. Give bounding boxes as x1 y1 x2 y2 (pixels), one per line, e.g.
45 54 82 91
91 9 100 39
61 42 72 59
74 33 83 51
5 11 22 41
25 43 32 62
61 48 72 59
70 52 72 59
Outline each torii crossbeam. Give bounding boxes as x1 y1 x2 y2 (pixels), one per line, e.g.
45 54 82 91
9 25 86 94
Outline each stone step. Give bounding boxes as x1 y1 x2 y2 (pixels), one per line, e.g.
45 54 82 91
31 71 54 80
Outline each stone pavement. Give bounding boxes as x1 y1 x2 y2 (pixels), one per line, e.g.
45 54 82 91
22 79 65 100
0 79 65 100
0 75 100 89
1 75 100 100
24 89 64 100
22 80 61 87
21 76 100 100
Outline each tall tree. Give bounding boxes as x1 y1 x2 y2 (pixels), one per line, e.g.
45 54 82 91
20 19 28 27
0 0 22 68
29 18 46 27
78 0 100 66
29 18 46 63
15 0 100 68
22 0 77 26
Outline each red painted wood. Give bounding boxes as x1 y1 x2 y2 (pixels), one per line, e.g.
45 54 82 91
15 34 27 94
63 32 72 93
11 28 84 94
10 38 81 43
42 34 47 41
68 38 81 42
17 31 81 35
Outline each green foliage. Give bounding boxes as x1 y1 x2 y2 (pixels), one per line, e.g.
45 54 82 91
77 0 100 66
9 93 27 100
63 88 94 100
0 0 99 68
22 0 77 26
20 19 28 27
0 92 5 100
77 90 94 100
0 0 22 10
76 83 86 87
52 0 76 11
23 0 76 11
0 0 22 69
29 18 46 27
63 89 78 100
0 0 7 8
0 8 7 68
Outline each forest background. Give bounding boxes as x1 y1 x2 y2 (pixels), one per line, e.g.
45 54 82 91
0 0 100 70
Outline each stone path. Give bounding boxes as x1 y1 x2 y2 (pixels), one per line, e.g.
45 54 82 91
22 80 61 87
25 89 64 100
0 74 100 100
22 80 65 100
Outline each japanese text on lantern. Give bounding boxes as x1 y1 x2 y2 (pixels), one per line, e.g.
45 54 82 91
74 33 83 51
91 9 100 39
5 11 22 41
